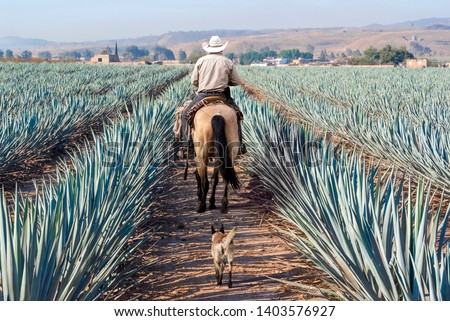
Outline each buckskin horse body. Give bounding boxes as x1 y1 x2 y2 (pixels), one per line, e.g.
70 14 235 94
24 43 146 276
191 102 240 213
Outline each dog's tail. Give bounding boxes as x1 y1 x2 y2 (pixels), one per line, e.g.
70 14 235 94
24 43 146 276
211 115 240 190
223 226 238 248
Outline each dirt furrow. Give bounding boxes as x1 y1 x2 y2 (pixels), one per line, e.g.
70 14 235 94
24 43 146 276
109 160 322 301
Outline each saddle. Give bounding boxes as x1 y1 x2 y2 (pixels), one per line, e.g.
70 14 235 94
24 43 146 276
187 96 244 126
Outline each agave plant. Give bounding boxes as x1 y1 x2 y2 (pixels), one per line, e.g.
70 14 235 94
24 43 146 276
0 62 189 178
235 87 450 300
0 76 192 300
239 66 450 191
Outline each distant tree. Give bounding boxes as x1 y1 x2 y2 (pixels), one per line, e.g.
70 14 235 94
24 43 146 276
186 48 204 64
345 48 354 56
5 49 13 58
329 52 336 59
0 50 3 58
62 51 81 60
379 45 395 64
178 49 187 62
239 48 314 65
105 46 112 54
152 45 175 61
372 45 414 65
306 44 315 55
225 52 235 60
353 49 362 57
279 49 313 61
363 46 380 63
239 51 261 65
260 49 277 59
348 45 413 65
279 49 301 60
298 52 313 59
338 53 347 60
383 46 413 65
38 51 52 60
21 50 32 59
124 45 149 61
239 48 277 65
318 49 328 61
80 49 94 59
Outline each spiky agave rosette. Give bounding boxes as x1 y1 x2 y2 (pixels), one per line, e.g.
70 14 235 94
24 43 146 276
235 86 450 301
0 75 192 300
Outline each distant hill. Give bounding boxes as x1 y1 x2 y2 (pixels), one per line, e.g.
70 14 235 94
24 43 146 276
367 17 450 28
0 36 53 50
425 24 450 30
1 18 449 58
388 17 450 28
0 30 276 51
157 30 274 45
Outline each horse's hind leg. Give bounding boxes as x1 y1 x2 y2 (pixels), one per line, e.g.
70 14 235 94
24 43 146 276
195 167 209 213
221 182 229 214
209 167 219 209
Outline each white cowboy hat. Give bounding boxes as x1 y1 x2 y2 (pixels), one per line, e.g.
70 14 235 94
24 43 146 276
202 36 229 53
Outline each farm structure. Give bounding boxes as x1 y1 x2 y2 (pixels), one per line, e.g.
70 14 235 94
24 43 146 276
90 53 120 63
90 42 120 63
405 58 428 68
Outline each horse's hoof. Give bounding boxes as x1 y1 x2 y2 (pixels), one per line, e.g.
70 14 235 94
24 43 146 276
197 207 206 213
221 208 228 214
209 204 217 210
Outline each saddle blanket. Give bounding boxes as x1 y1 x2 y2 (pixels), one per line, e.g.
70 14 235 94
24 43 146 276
187 96 244 125
173 97 244 142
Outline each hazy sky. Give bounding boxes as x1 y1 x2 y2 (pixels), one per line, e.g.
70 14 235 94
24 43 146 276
1 0 448 42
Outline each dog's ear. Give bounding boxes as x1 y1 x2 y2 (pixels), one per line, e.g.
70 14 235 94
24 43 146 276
220 224 225 234
211 225 216 234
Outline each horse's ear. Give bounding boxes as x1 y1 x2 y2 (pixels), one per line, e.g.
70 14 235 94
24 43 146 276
220 224 225 234
211 225 216 234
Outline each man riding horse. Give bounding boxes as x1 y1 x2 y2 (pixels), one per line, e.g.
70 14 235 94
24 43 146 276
175 36 244 213
181 36 246 155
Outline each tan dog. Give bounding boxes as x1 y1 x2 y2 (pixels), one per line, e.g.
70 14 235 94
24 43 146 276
211 225 237 288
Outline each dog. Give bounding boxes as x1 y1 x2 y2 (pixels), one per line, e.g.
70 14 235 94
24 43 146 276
211 224 237 288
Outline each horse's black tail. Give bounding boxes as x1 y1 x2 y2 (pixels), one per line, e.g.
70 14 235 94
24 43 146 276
211 115 240 190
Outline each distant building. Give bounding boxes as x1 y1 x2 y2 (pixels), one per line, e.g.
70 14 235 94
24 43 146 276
262 57 289 65
91 54 120 63
291 58 313 65
91 42 120 63
405 58 428 68
250 62 274 67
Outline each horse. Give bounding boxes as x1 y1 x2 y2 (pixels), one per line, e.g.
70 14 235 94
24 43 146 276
190 102 241 213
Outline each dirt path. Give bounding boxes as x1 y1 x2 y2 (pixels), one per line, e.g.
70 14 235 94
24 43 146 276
110 159 323 301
